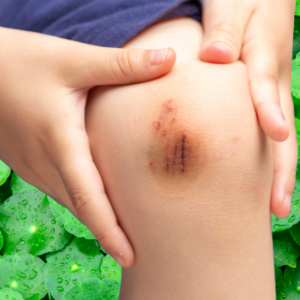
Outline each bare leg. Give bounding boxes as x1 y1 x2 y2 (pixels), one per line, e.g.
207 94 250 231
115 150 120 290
85 17 275 300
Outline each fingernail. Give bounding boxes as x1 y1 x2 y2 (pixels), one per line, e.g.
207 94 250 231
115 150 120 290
149 48 169 65
113 252 126 267
284 194 292 211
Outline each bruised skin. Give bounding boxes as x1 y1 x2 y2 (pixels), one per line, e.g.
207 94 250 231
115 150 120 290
147 99 203 182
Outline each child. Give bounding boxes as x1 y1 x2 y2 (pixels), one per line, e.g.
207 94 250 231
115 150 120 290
0 1 297 298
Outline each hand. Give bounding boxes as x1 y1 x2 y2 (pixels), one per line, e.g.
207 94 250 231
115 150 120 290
199 0 297 218
0 27 176 267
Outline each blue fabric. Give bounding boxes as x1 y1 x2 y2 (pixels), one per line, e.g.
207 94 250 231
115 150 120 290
0 0 202 47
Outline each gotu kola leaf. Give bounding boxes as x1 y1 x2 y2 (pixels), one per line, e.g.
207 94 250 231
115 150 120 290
273 240 300 268
62 278 120 300
43 236 104 300
0 191 72 256
0 252 47 299
0 288 24 300
0 160 11 186
276 262 300 299
0 174 12 203
48 195 95 240
10 172 39 195
274 265 283 288
292 54 300 105
100 254 122 282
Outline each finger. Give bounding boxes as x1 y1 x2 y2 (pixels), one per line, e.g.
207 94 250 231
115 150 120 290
241 41 289 142
61 44 176 88
200 0 254 64
270 73 298 219
54 130 134 268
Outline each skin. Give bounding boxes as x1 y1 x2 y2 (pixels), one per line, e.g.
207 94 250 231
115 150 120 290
0 0 297 272
200 0 297 219
0 26 176 266
85 17 276 299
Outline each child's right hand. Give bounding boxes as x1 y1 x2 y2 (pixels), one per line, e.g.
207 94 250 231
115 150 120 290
0 27 175 267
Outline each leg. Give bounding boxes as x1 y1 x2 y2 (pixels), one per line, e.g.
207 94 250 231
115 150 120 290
85 18 275 299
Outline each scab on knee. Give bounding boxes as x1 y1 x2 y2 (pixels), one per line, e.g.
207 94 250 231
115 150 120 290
147 99 204 182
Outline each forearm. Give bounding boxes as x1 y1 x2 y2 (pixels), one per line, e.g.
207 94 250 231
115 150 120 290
85 17 275 299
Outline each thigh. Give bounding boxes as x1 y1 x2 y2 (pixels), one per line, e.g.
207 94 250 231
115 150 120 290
85 18 274 300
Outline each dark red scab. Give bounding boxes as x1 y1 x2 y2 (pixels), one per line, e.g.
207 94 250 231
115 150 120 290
162 100 175 114
180 134 186 172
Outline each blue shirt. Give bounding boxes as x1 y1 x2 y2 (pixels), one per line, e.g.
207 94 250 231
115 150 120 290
0 0 202 47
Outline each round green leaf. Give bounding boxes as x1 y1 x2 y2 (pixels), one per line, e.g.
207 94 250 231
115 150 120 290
296 0 300 17
48 196 95 240
10 173 39 195
26 294 40 300
100 254 122 282
273 240 300 268
62 278 121 300
0 252 48 299
0 160 11 186
274 257 285 268
0 191 72 256
44 236 104 300
0 228 4 251
292 57 300 105
276 263 300 299
274 265 283 288
293 17 300 60
295 118 300 160
271 173 300 232
62 278 102 300
0 288 24 300
0 174 12 203
101 278 120 300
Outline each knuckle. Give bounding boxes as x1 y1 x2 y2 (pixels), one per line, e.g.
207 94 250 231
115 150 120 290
94 224 117 246
70 188 91 214
112 49 135 79
208 21 241 48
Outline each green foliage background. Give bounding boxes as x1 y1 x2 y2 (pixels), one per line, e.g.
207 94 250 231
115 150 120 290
1 4 300 299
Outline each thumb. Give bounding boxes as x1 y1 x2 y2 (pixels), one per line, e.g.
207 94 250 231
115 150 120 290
62 43 176 88
200 0 254 64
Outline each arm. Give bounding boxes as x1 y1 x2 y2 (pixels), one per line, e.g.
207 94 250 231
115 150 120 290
85 17 275 299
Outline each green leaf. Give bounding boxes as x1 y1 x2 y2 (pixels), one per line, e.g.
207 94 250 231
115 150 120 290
296 0 300 17
274 257 285 268
62 278 103 300
100 254 122 282
96 240 107 255
0 228 4 252
43 236 104 300
62 278 121 300
275 265 283 288
26 294 40 300
292 56 300 104
10 172 39 195
273 240 300 268
295 118 300 160
0 288 24 299
0 191 72 256
0 173 12 204
293 17 300 59
271 169 300 232
276 263 300 299
290 221 300 247
48 196 96 240
0 160 11 186
0 252 48 299
101 278 121 300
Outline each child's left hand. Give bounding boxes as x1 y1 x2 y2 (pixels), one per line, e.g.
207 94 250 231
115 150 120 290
200 0 297 218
